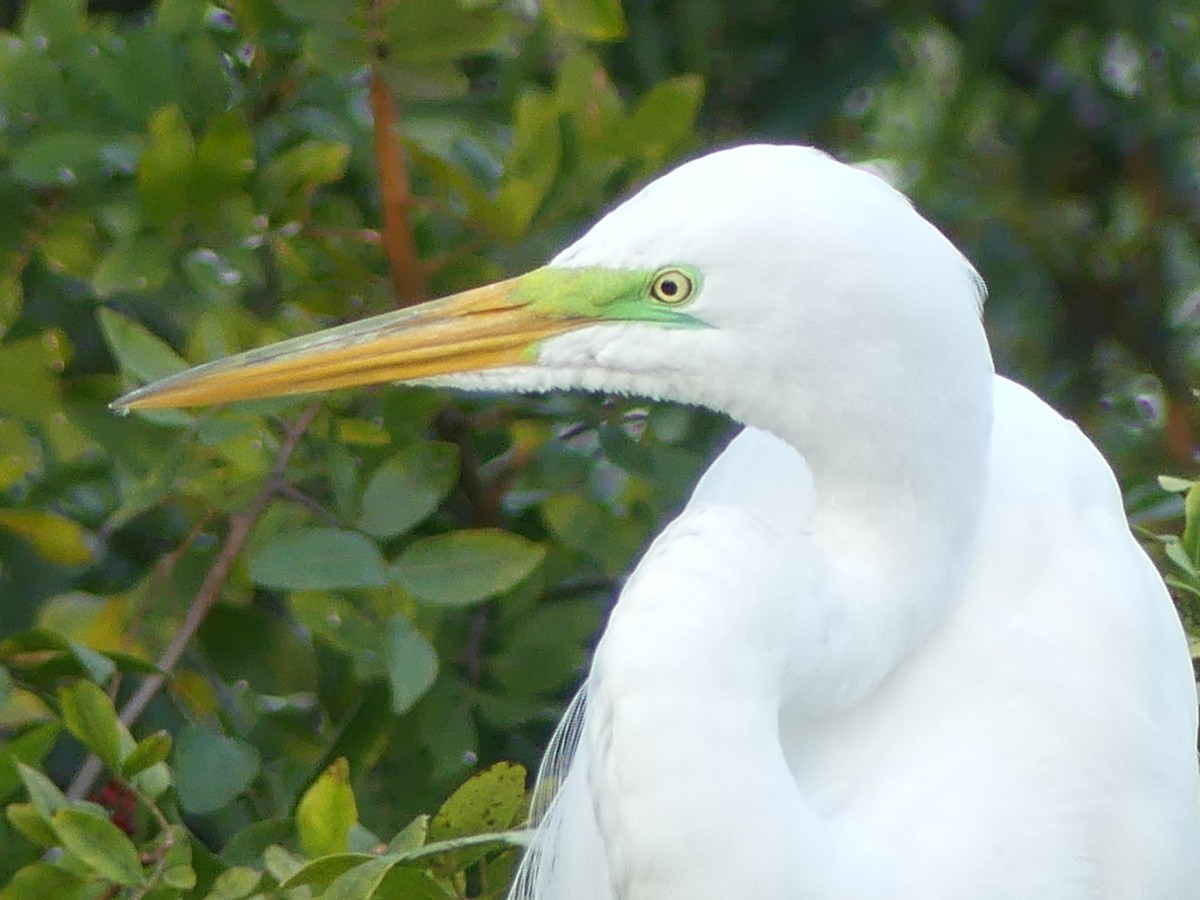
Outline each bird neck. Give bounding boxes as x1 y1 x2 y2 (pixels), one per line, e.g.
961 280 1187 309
585 490 909 898
733 342 996 710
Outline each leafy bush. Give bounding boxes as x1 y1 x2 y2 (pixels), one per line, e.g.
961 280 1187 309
0 0 712 895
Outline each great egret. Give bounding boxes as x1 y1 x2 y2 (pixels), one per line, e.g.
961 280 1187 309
115 145 1200 898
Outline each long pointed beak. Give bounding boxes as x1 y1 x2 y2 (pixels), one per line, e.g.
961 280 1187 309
111 276 584 411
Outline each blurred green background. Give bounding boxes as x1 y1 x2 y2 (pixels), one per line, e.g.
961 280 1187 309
0 0 1198 896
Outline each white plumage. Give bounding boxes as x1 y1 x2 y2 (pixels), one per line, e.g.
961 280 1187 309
497 147 1200 898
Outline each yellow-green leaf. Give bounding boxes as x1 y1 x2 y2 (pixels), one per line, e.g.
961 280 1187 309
0 862 86 900
122 730 172 777
58 681 126 770
137 103 196 223
6 803 57 847
15 763 67 820
0 509 92 565
542 0 627 40
429 761 526 842
51 808 146 886
297 758 358 857
208 866 262 898
279 853 374 892
0 419 40 491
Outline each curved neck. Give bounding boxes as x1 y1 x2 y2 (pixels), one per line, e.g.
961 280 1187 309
779 369 995 709
584 489 912 898
586 512 835 899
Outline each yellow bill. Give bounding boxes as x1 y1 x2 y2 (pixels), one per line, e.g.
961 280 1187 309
110 264 705 412
111 277 573 411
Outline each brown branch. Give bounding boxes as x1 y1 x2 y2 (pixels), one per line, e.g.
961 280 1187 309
66 403 322 801
369 67 424 306
278 482 342 525
120 509 215 649
128 787 176 900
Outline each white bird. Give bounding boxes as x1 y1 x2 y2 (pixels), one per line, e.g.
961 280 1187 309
115 145 1200 899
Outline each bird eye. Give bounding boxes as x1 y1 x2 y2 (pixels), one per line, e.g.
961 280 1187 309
649 268 695 305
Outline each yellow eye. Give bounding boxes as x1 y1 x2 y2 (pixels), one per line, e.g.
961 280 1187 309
649 269 695 305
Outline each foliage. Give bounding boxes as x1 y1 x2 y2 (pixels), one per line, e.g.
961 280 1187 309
0 0 1197 897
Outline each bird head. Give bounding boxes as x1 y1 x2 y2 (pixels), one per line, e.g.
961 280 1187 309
112 145 991 453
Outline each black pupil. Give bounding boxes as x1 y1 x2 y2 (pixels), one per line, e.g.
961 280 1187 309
659 278 678 297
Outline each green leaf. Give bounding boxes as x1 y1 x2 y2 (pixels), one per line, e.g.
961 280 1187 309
297 757 358 857
0 420 38 492
156 0 207 32
0 725 60 802
68 644 117 687
91 236 173 298
428 761 526 842
97 307 188 384
58 681 125 770
490 600 598 695
274 0 347 25
392 529 545 607
279 853 374 891
287 591 386 678
542 0 627 40
0 332 78 453
137 104 196 224
0 662 11 709
0 862 86 900
162 863 197 890
195 110 255 190
174 726 260 815
129 759 171 801
38 211 99 279
542 493 643 576
1164 538 1196 578
0 262 23 341
387 814 428 854
20 0 85 44
262 140 350 199
15 758 70 820
6 802 57 846
141 826 195 890
384 616 438 715
208 866 262 898
317 856 450 900
321 857 395 900
396 829 528 862
357 442 459 538
263 844 305 884
384 0 509 64
1183 483 1200 564
250 527 389 590
623 75 704 164
302 25 370 76
0 509 92 565
381 61 469 101
221 818 294 866
51 808 146 886
10 133 106 188
121 730 172 777
1157 475 1194 493
335 417 392 447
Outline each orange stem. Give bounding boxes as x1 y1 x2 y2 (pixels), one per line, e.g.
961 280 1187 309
369 69 424 306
